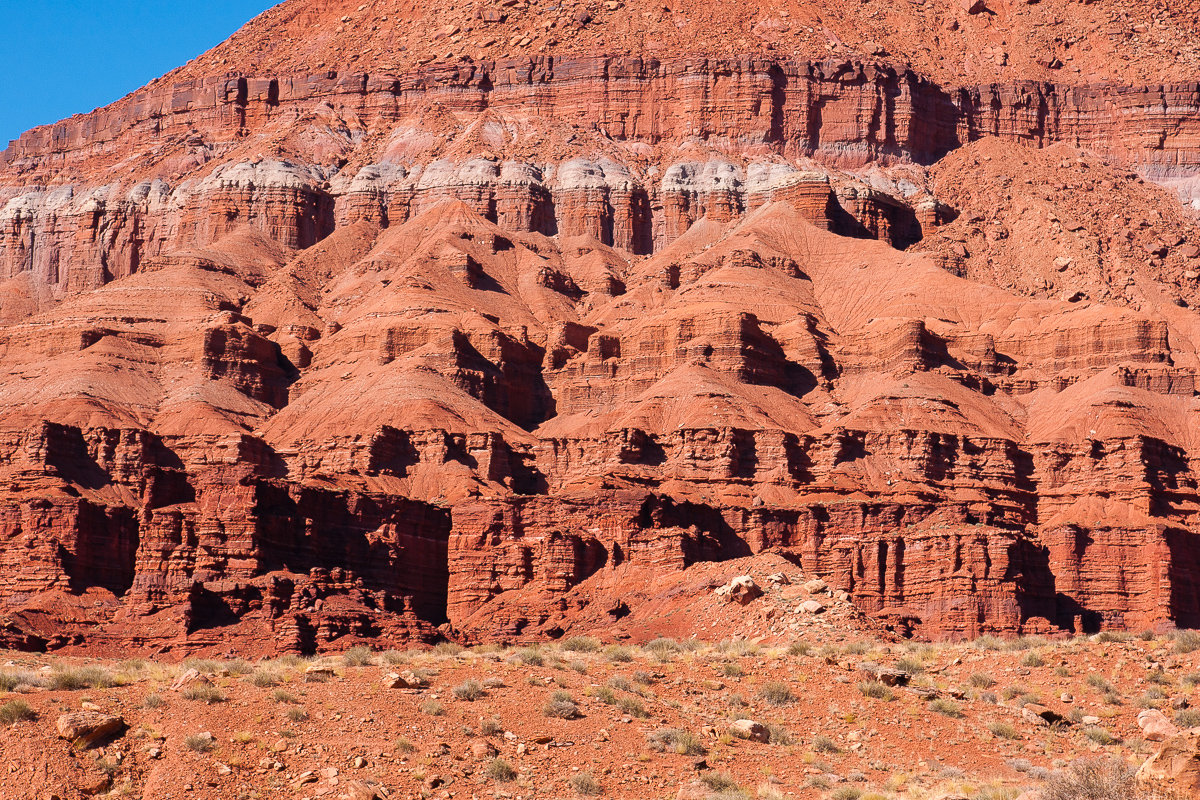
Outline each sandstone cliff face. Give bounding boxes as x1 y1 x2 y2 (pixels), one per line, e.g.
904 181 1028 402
3 5 1200 653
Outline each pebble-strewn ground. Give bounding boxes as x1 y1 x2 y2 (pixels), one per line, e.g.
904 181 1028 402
3 623 1196 800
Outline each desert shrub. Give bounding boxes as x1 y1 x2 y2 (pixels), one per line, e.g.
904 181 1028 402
701 773 740 792
633 670 654 685
1094 631 1132 643
480 717 503 736
593 686 617 705
0 671 41 692
1086 674 1114 692
0 700 35 724
143 694 164 709
570 660 588 675
1104 692 1123 705
970 673 997 689
569 772 601 795
182 658 222 673
765 722 792 745
561 636 601 653
644 638 680 662
380 650 408 665
1083 727 1117 745
271 689 299 704
343 646 374 666
1174 709 1200 727
607 675 634 692
395 737 416 753
286 707 308 723
929 698 962 718
453 680 484 701
717 638 760 657
1172 630 1200 655
972 635 1004 651
1041 758 1143 800
487 759 517 782
249 669 281 688
648 728 707 755
182 684 225 704
184 734 215 753
988 721 1019 740
788 641 812 657
857 681 893 701
843 641 871 656
544 690 578 719
432 642 464 657
222 658 253 676
1146 669 1173 686
617 695 647 718
1055 666 1071 677
604 645 634 663
419 699 444 716
518 648 544 667
719 661 744 678
896 656 925 674
759 682 794 706
48 666 115 691
830 788 862 800
1021 651 1045 668
1182 672 1200 690
812 734 839 753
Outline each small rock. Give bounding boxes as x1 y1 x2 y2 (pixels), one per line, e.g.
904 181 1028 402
1082 715 1101 725
216 762 233 776
801 600 826 614
960 0 986 12
1021 704 1066 727
1053 256 1072 271
1180 244 1200 259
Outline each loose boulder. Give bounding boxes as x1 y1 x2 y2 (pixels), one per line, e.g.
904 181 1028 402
56 711 124 748
1137 727 1200 799
715 576 762 605
728 719 769 743
1139 708 1181 742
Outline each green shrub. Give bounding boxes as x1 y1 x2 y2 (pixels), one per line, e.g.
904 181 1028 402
593 686 617 705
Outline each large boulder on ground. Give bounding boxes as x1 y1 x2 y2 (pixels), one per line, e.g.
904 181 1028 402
1137 727 1200 799
56 711 124 747
728 719 769 743
714 576 762 605
1139 708 1181 742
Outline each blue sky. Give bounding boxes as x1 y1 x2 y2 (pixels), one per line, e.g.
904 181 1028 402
0 1 275 146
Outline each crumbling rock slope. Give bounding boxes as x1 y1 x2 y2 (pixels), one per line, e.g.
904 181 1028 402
1 0 1200 654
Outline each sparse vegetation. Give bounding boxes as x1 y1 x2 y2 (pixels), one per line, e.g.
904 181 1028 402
1021 651 1045 667
272 689 299 704
1172 630 1200 655
812 734 839 753
143 694 164 709
487 759 517 782
604 645 634 663
758 682 794 706
395 737 416 754
648 728 706 755
1083 727 1117 745
970 673 997 689
48 665 115 691
518 647 545 666
569 772 601 795
544 690 579 719
1175 709 1200 728
419 699 444 716
432 642 464 657
1041 757 1144 800
857 681 893 701
561 636 601 653
184 734 216 753
249 669 281 688
617 695 648 718
988 721 1019 740
0 700 36 724
929 698 963 718
453 679 484 701
286 706 309 723
343 646 374 666
181 684 225 704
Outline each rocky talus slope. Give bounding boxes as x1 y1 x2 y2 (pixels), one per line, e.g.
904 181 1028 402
2 0 1200 654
